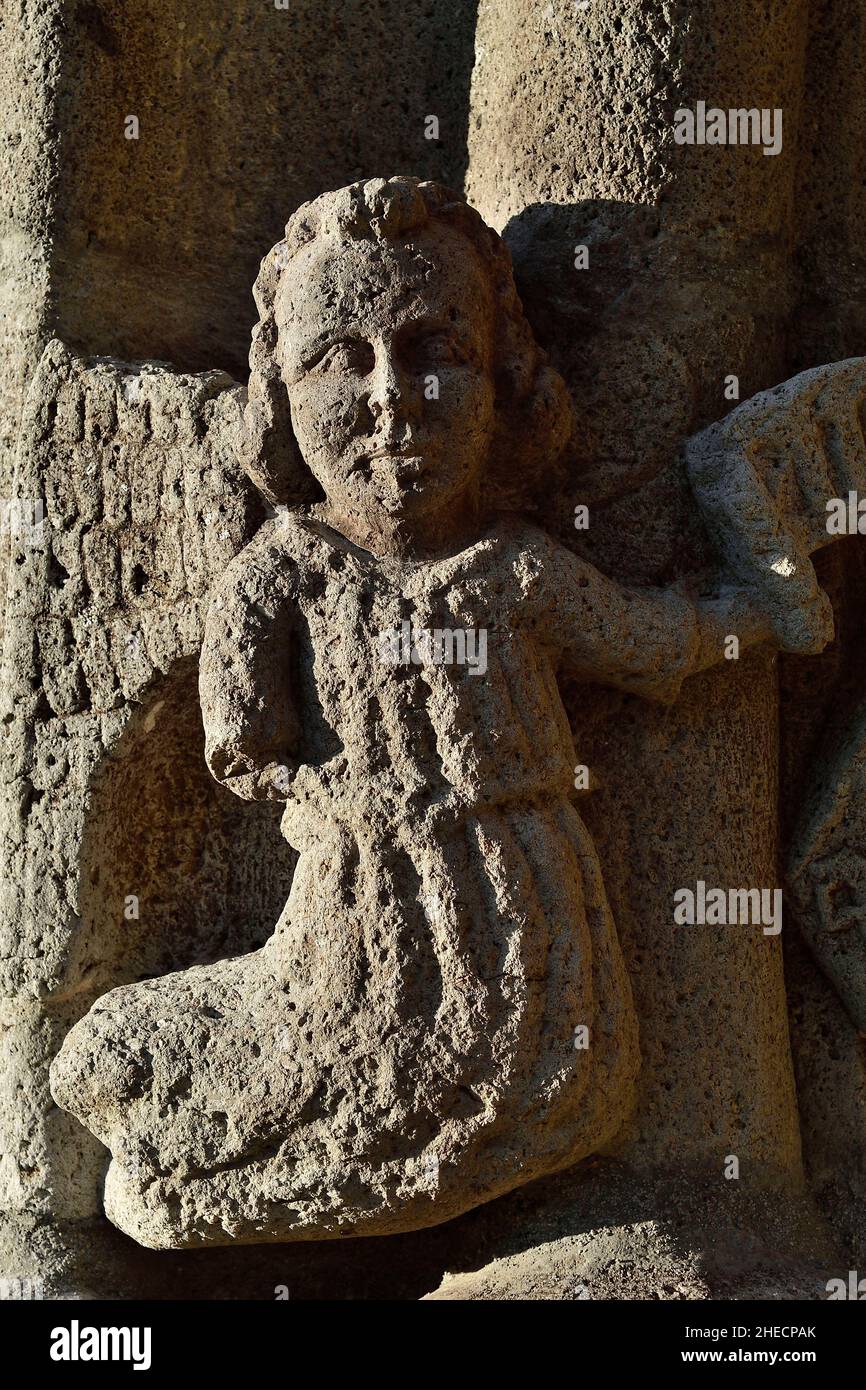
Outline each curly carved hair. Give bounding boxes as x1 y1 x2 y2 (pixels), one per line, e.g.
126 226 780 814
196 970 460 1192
241 176 574 509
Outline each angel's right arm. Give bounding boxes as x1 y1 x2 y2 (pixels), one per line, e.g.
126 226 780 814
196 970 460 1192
199 528 301 801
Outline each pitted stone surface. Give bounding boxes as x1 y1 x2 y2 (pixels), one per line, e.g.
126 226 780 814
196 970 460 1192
48 178 807 1249
1 0 866 1304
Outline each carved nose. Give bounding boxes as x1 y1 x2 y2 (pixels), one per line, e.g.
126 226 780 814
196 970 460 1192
368 351 410 426
369 383 402 422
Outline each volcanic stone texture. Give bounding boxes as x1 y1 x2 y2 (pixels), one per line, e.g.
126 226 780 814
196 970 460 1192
3 0 866 1299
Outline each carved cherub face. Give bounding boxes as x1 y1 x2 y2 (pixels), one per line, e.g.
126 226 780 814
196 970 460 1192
275 223 497 522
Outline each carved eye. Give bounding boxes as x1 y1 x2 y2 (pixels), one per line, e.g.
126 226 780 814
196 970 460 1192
319 340 375 375
407 329 469 369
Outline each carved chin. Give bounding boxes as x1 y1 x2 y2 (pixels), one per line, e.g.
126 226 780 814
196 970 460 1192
365 464 479 514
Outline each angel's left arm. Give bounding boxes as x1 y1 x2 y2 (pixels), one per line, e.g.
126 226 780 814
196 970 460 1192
521 529 775 704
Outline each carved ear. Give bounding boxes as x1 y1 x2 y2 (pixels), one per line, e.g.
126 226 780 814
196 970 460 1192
238 318 323 507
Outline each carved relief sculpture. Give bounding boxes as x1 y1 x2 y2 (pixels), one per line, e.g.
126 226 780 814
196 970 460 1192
48 179 837 1249
7 0 866 1318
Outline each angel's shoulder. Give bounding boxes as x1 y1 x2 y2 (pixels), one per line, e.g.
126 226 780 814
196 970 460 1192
214 513 313 605
485 512 567 591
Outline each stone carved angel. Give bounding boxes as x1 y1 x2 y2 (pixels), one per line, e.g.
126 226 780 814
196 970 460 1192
47 178 860 1249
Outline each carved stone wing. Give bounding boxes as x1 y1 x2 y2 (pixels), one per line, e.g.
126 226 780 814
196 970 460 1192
685 357 866 1028
685 358 866 654
0 339 255 999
